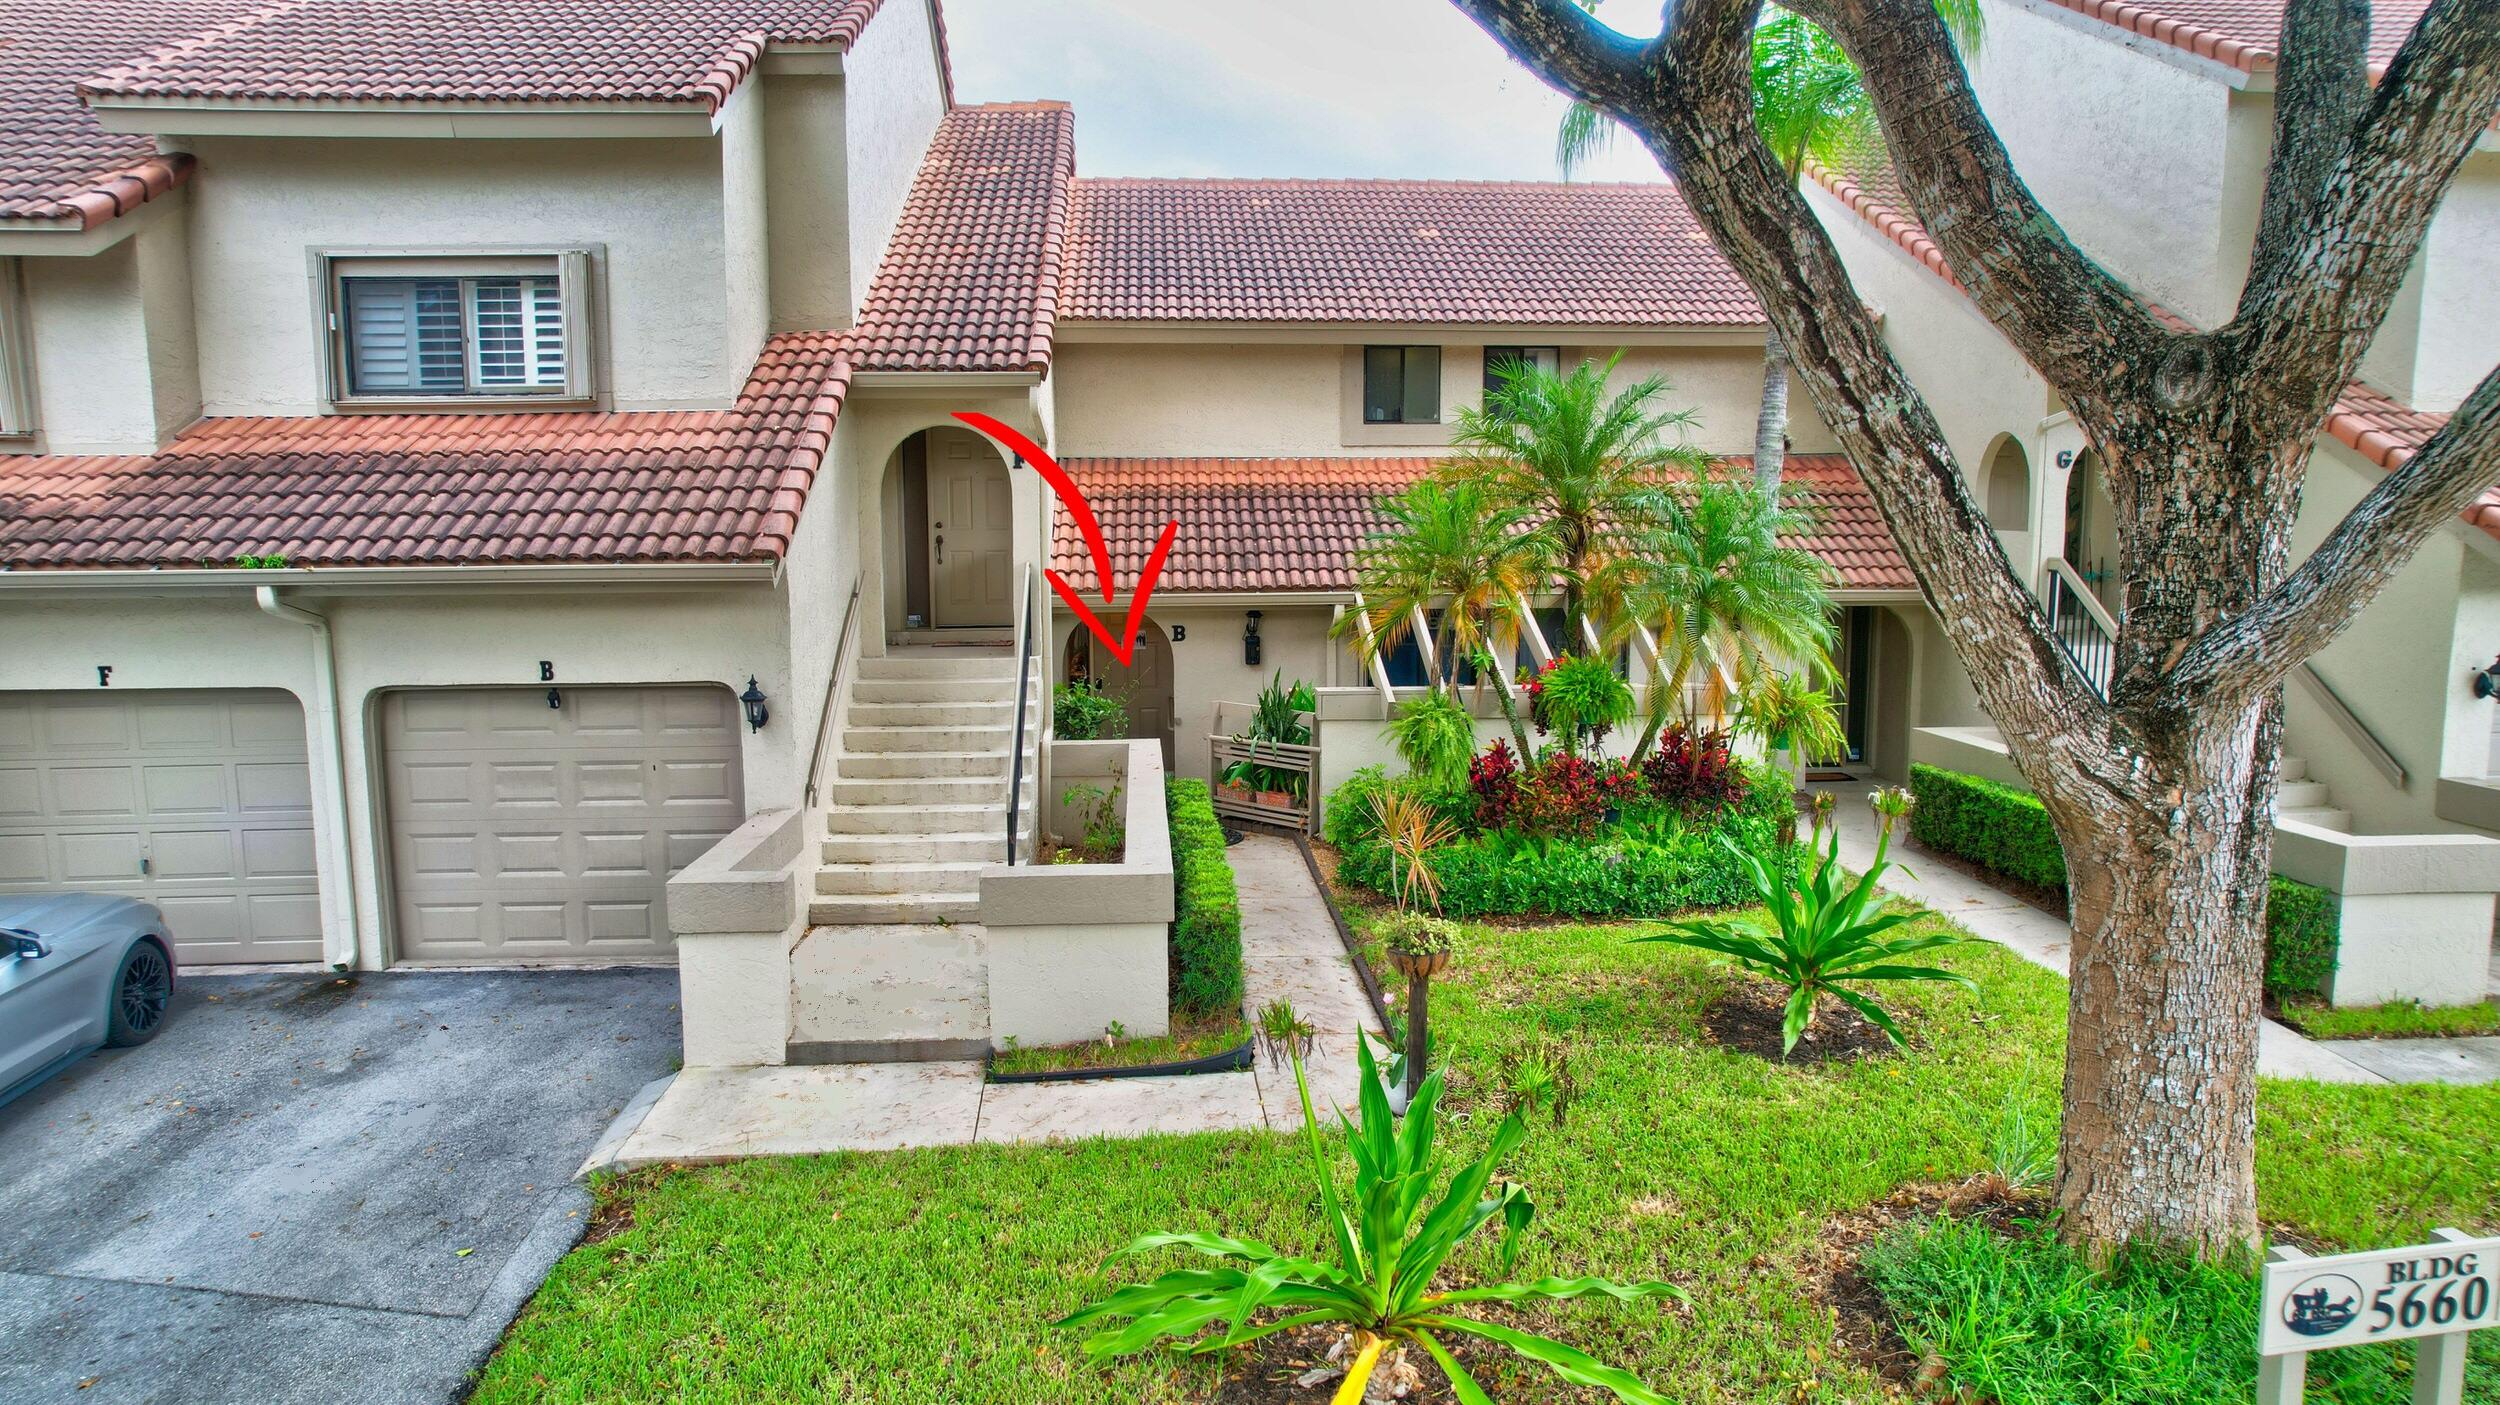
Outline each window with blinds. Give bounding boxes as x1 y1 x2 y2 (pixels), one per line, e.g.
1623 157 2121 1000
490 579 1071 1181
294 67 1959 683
325 251 590 403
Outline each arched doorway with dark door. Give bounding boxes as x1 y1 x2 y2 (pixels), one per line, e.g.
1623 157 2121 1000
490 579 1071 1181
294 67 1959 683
882 424 1016 635
1063 619 1176 768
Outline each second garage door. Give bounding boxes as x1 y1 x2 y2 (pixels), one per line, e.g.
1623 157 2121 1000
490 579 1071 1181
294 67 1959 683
379 686 746 964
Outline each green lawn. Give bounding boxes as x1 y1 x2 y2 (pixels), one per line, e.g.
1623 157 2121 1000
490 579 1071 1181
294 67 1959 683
473 908 2500 1404
2279 997 2500 1042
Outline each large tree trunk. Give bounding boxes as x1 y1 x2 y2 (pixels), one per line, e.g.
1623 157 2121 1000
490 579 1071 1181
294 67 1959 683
2051 697 2277 1256
1753 328 1790 498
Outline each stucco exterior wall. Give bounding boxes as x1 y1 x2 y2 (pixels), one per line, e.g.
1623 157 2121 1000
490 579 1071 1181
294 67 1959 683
838 0 949 321
1056 603 1341 782
763 72 852 331
718 86 773 385
180 135 739 414
1052 338 1835 459
14 211 201 455
0 582 799 970
2404 152 2500 414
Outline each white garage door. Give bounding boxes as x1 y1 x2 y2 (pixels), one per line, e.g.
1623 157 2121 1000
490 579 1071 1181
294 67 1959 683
379 685 745 964
0 690 322 966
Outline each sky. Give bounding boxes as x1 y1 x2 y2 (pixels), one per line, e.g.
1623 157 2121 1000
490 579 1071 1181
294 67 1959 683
940 0 1671 183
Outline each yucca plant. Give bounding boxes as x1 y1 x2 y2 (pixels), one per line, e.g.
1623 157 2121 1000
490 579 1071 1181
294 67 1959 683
1059 1035 1683 1403
1635 789 1974 1054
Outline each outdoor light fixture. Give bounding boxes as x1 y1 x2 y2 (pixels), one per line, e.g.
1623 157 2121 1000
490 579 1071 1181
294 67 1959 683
2474 656 2500 701
741 676 770 733
1244 610 1263 667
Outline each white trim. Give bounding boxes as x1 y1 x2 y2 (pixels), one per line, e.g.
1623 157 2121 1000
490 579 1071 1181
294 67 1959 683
0 562 780 594
315 245 601 408
759 46 846 76
850 369 1043 392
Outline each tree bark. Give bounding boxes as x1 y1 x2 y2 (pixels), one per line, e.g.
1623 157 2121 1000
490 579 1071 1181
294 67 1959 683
1753 327 1790 498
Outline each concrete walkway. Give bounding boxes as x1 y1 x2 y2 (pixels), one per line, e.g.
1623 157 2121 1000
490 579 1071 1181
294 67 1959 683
600 834 1384 1166
1816 785 2498 1086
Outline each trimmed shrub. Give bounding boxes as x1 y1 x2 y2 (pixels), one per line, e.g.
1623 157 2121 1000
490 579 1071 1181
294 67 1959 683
1909 763 2067 891
1054 682 1127 741
1166 778 1245 1015
1908 764 2342 1000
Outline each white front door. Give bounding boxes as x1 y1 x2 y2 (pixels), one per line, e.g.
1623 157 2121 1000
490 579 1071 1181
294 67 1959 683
928 430 1013 628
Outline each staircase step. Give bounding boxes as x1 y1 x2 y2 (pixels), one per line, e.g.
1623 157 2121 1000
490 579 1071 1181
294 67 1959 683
2280 754 2309 784
848 701 1014 729
823 831 1026 863
827 799 1028 834
817 860 990 897
850 677 1026 705
2280 806 2353 832
809 892 983 925
821 775 1021 806
837 749 1019 780
786 921 991 1058
859 654 1019 683
844 724 1013 754
2276 780 2331 810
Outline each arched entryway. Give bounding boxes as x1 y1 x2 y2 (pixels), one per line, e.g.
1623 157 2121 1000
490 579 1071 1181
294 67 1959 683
883 425 1015 633
2061 449 2120 612
1982 435 2031 532
1064 620 1176 767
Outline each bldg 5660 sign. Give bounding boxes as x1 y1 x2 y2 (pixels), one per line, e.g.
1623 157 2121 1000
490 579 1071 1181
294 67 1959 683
2261 1234 2500 1356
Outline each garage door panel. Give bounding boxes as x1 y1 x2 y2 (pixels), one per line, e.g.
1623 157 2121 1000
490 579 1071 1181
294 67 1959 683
381 685 743 963
0 690 320 965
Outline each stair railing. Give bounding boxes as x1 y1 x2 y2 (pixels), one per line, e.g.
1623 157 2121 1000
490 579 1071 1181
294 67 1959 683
1005 561 1040 865
2295 661 2408 791
2040 557 2118 698
803 573 864 810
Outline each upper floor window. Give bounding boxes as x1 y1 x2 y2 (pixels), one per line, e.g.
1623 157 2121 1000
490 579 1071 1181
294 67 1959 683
324 250 592 405
1361 345 1440 424
0 258 31 438
1482 345 1560 397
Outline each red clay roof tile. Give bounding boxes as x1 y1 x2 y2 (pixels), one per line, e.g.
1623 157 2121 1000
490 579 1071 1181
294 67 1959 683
78 0 909 113
2038 0 2429 76
1062 179 1765 326
1049 455 1911 596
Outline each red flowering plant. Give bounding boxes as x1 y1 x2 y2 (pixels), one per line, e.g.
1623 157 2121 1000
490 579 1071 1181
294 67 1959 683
1468 738 1523 830
1641 724 1743 819
1510 751 1643 839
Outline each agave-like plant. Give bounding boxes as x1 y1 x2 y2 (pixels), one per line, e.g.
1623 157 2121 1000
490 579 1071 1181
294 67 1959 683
1635 791 1975 1054
1059 1036 1684 1403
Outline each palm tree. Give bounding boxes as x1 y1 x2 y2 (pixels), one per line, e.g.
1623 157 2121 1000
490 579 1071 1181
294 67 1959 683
1334 478 1551 730
1556 1 1982 501
1445 353 1709 642
1597 465 1839 763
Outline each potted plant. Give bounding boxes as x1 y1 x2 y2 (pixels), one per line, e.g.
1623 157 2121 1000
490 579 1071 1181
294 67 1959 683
1216 760 1256 805
1254 765 1297 811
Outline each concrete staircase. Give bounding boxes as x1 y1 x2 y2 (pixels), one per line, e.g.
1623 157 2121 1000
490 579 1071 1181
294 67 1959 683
2275 752 2352 833
811 645 1035 924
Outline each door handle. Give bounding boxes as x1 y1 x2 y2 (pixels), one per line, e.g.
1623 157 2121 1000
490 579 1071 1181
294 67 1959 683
934 534 945 563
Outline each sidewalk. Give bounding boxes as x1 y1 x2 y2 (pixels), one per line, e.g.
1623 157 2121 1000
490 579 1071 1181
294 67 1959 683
595 833 1383 1168
1816 785 2499 1086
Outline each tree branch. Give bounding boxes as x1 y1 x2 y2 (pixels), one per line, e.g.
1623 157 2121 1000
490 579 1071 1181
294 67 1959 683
1782 0 2172 412
1441 0 1652 117
2243 0 2372 302
2173 362 2500 693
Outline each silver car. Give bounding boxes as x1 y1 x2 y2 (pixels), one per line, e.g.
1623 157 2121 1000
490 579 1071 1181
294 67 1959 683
0 894 176 1106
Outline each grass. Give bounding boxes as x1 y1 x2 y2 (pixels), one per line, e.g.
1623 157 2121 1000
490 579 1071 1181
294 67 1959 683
2280 997 2500 1041
988 1010 1250 1078
473 902 2500 1404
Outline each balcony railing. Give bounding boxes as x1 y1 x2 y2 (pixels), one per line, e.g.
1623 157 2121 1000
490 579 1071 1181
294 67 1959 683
2042 557 2117 698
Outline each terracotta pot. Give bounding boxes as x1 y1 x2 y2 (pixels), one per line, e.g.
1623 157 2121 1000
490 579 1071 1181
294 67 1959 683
1388 948 1451 980
1217 781 1252 802
1256 789 1295 809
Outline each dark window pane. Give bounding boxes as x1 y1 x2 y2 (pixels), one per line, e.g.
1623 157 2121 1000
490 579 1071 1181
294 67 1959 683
1401 345 1440 423
1363 346 1403 423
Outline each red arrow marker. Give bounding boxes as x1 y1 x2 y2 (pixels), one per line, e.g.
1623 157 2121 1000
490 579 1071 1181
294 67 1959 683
950 411 1179 668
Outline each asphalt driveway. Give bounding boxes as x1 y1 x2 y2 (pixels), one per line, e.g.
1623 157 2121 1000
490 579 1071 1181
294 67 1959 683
0 966 679 1405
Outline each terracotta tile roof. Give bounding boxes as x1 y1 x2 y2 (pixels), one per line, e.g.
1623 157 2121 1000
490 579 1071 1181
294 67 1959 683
1805 149 2479 540
1061 179 1765 326
78 0 912 113
1048 454 1911 595
0 0 264 226
0 333 849 570
843 102 1074 373
2037 0 2430 77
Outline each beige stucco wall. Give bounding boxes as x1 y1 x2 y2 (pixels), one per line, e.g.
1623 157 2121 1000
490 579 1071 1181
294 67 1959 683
763 73 852 332
838 0 950 321
718 86 773 387
13 210 201 455
1055 603 1342 783
2399 152 2500 414
179 134 741 414
1051 338 1836 459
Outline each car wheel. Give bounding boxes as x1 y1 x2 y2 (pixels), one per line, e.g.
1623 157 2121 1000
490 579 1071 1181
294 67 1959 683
106 941 172 1048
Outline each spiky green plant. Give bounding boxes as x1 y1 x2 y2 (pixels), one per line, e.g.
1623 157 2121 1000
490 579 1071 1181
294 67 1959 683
1058 1037 1684 1403
1734 669 1846 768
1634 792 1974 1054
1536 654 1635 756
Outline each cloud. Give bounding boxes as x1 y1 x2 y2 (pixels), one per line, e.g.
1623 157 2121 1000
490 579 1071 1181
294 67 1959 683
943 0 1670 182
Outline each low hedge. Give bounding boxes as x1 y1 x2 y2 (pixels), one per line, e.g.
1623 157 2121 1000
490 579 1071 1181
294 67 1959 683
1907 763 2341 1000
1330 759 1796 919
1166 778 1245 1015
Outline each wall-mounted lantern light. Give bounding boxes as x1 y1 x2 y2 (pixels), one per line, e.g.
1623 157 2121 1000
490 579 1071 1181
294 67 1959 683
2473 656 2500 701
741 676 771 733
1243 610 1263 668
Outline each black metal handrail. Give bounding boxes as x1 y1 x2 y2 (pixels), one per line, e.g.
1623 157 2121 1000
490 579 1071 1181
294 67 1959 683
1006 563 1038 864
803 574 864 808
2043 560 2115 698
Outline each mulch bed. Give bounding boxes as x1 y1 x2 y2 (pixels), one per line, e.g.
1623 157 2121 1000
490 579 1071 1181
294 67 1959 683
1799 1179 2047 1394
1702 978 1901 1065
1206 1321 1510 1403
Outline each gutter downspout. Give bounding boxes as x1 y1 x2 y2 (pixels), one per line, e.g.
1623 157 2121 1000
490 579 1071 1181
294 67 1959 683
254 586 361 970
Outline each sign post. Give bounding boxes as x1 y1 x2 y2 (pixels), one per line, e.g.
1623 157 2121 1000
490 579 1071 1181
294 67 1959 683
2259 1228 2497 1405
